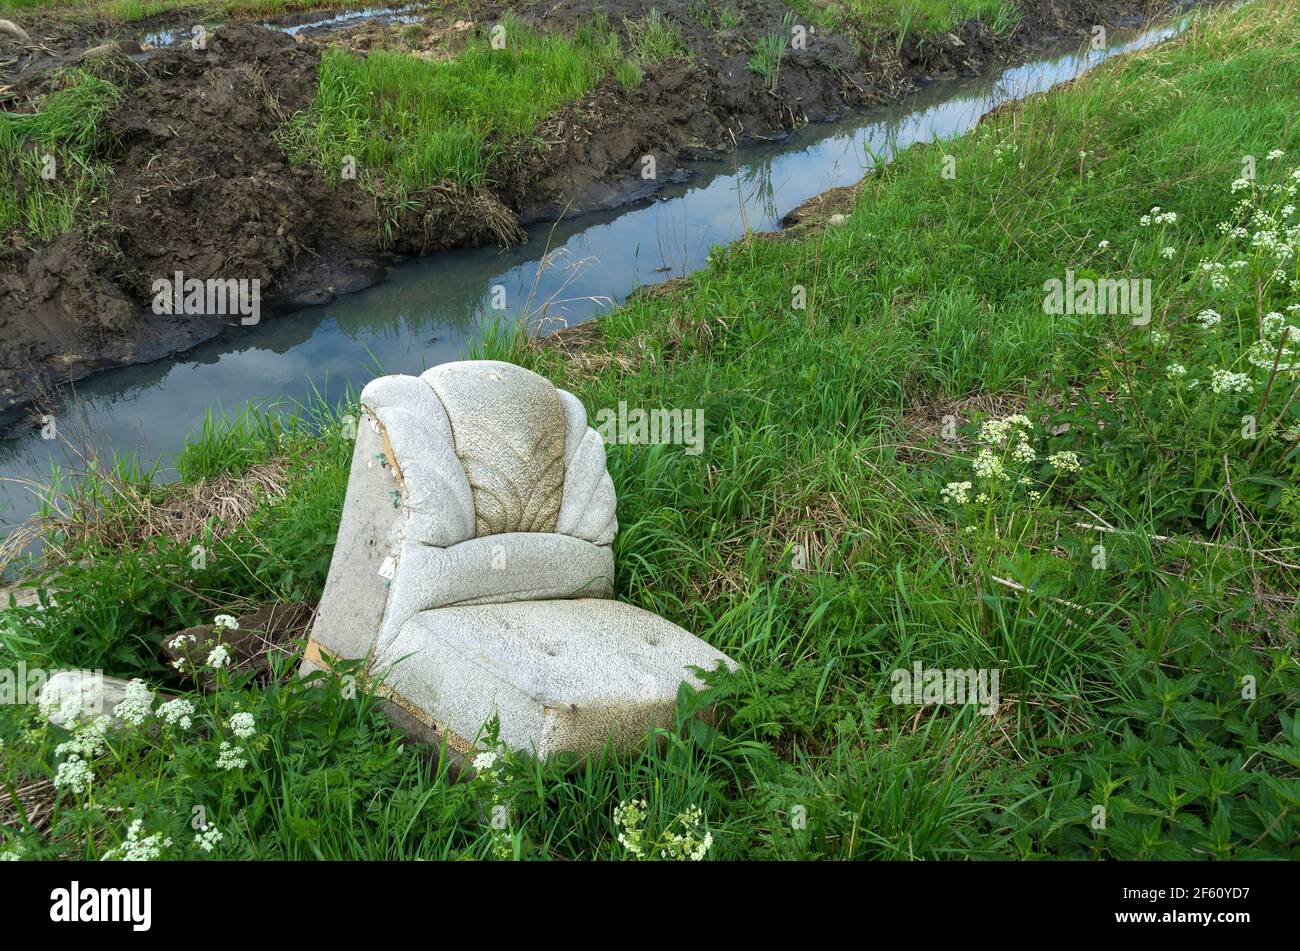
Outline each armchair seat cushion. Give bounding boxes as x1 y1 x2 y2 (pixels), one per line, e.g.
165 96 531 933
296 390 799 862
372 598 735 758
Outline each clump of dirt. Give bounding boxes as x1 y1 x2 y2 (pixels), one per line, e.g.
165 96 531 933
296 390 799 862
0 0 1172 419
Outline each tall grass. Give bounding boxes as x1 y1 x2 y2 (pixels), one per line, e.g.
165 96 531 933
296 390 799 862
285 15 633 195
748 12 795 90
624 8 688 65
786 0 1019 40
0 0 347 20
0 69 122 241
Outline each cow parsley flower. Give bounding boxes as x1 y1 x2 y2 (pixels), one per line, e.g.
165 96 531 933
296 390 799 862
941 481 972 505
213 614 238 630
228 712 256 740
1262 312 1288 337
115 679 154 727
103 819 172 862
1011 436 1036 463
206 644 231 669
1166 363 1187 378
157 698 195 731
977 414 1031 447
54 755 93 794
1047 451 1082 473
614 799 648 858
1196 309 1222 329
973 448 1007 481
194 826 224 853
659 805 713 862
216 741 247 771
55 716 111 760
1210 369 1253 394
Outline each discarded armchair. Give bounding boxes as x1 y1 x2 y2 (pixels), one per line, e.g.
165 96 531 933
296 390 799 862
304 360 735 759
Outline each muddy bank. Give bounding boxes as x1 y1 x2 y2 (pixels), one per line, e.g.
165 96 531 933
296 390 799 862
0 0 1165 422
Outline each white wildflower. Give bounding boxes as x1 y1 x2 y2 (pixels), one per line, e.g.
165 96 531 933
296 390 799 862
1209 369 1253 394
102 819 172 862
228 712 256 740
973 448 1007 481
614 799 648 858
114 679 153 728
216 741 248 771
941 481 972 505
194 826 224 854
55 716 111 760
1047 451 1082 473
157 698 195 731
1011 435 1036 463
53 755 93 794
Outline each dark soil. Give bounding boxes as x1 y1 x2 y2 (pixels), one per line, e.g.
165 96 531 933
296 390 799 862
0 0 1166 421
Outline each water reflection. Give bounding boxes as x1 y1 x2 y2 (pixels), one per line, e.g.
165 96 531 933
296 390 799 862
0 22 1182 530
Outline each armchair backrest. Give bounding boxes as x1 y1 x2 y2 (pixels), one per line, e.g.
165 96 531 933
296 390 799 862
362 360 617 547
306 360 618 671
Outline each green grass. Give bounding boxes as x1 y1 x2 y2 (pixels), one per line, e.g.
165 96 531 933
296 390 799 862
624 7 687 65
284 15 634 195
0 0 348 21
2 0 1299 861
786 0 1020 42
0 68 122 241
748 12 795 90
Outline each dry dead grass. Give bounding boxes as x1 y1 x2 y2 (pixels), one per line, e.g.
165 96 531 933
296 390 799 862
0 771 56 839
0 459 289 573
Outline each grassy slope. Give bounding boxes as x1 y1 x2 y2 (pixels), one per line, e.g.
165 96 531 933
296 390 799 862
285 14 638 194
0 0 343 20
787 0 1020 39
2 0 1298 860
0 0 1014 32
0 69 121 241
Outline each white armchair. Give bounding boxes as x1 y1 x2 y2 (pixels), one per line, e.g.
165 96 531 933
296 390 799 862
304 360 735 759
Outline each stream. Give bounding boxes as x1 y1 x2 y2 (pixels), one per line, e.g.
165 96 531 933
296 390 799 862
0 18 1185 533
